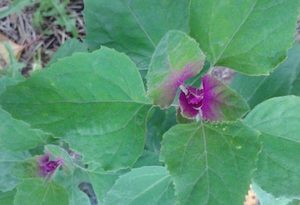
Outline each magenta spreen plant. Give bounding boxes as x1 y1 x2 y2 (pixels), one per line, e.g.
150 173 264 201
1 1 300 205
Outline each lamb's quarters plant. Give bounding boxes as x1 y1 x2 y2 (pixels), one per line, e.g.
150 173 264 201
1 0 300 205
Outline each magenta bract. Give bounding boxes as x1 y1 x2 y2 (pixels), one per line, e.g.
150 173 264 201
179 74 223 121
179 86 203 119
38 154 63 177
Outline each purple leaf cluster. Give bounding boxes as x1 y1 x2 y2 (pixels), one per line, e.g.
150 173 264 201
179 74 223 121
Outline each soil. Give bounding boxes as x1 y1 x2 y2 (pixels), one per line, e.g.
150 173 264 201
0 0 85 74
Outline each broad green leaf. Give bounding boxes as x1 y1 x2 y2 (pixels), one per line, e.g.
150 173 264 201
14 178 69 205
291 71 300 95
88 169 121 204
289 200 300 205
104 166 175 205
147 30 205 108
231 43 300 108
84 0 190 68
0 107 48 152
0 190 15 205
160 121 260 205
55 169 91 205
0 76 20 95
0 62 25 95
146 107 176 153
0 47 151 171
245 96 300 198
48 38 87 66
0 151 30 192
252 182 294 205
12 157 40 180
133 150 162 168
190 0 300 75
69 185 90 205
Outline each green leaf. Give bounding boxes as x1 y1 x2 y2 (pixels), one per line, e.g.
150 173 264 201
147 30 205 108
69 186 90 205
0 76 20 95
14 178 69 205
146 107 176 153
84 0 190 68
291 70 300 95
231 43 300 108
190 0 300 75
244 96 300 198
0 190 15 205
252 182 294 205
33 0 77 36
160 121 260 205
289 200 300 205
104 166 175 205
12 157 39 179
0 61 25 95
0 151 30 192
87 169 121 204
0 107 48 152
48 39 87 66
0 47 151 171
133 150 162 168
54 169 91 205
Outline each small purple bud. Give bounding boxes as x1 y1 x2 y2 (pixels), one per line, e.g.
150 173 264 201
179 74 223 121
179 86 204 119
38 154 63 177
179 74 248 121
39 154 50 164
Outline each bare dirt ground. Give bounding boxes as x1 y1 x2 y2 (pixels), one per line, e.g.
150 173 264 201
0 0 84 73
